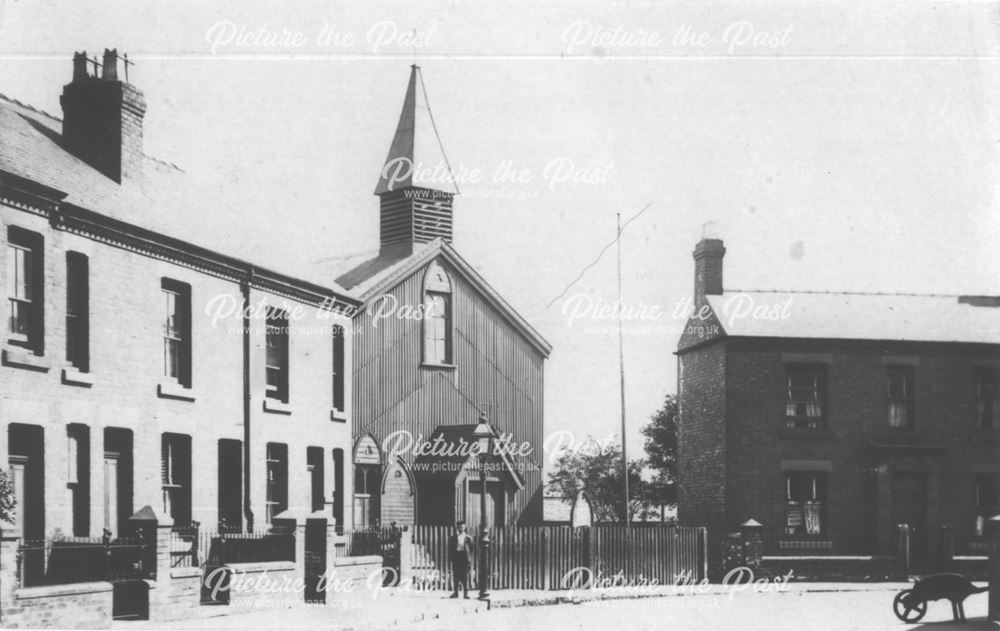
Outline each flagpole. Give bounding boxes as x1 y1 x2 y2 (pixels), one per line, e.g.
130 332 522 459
616 212 630 528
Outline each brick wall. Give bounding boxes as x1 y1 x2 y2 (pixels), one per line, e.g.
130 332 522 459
225 561 297 609
758 556 903 582
721 337 1000 563
0 201 354 540
2 582 112 629
327 555 383 601
677 340 727 573
151 568 201 622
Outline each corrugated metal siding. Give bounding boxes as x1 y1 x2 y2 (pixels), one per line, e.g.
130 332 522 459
353 256 545 524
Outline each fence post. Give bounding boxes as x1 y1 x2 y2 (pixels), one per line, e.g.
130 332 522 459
141 510 172 622
541 528 549 591
273 512 305 600
986 515 1000 623
0 527 20 623
699 527 709 582
896 524 910 576
582 527 592 578
398 527 413 586
939 524 954 569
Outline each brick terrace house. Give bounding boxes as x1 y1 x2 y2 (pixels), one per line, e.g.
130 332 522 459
676 236 1000 572
0 50 359 550
318 66 551 529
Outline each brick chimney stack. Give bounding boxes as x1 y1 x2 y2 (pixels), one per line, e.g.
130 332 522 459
693 236 726 302
60 49 146 185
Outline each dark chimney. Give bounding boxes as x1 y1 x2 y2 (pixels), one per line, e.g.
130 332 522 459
60 49 146 184
693 237 726 301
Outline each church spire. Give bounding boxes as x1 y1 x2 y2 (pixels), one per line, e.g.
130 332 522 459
375 66 458 255
374 65 458 196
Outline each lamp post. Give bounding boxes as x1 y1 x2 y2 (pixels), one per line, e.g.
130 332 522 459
471 413 495 600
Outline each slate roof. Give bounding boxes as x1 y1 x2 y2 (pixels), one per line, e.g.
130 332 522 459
0 92 354 298
703 290 1000 344
318 238 553 356
0 93 187 227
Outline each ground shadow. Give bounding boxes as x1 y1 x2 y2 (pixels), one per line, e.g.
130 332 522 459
908 616 995 631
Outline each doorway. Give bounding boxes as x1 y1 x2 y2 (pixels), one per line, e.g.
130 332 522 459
467 479 504 533
890 472 927 569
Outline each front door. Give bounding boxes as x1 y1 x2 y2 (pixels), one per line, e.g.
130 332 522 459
381 460 415 526
890 472 927 569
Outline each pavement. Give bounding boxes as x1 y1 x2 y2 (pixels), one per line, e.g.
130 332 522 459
114 580 996 631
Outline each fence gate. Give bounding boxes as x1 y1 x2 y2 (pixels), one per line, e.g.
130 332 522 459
108 536 150 621
380 527 402 585
304 519 327 603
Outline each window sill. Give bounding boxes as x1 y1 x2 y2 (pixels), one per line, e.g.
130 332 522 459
330 409 347 423
779 539 833 550
263 398 293 415
158 381 196 402
779 428 835 440
2 347 51 372
62 367 94 387
420 362 456 371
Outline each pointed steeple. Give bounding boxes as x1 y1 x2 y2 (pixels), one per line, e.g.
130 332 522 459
374 65 458 196
374 66 458 256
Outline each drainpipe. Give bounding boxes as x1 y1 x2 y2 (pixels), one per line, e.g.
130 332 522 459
242 268 255 533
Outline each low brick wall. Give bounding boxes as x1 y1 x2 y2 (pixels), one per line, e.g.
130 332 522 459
149 567 203 622
2 581 113 629
328 556 384 601
761 556 903 582
225 561 298 609
946 556 988 581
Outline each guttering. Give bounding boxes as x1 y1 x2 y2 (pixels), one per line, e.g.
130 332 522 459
242 267 254 533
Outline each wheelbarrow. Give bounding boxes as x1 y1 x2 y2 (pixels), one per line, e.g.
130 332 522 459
893 573 989 623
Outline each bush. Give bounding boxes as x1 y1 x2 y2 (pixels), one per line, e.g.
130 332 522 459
0 470 16 524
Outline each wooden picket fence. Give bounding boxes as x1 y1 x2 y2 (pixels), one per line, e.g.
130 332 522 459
408 525 706 591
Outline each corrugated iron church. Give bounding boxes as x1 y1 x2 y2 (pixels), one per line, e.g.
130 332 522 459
322 66 551 529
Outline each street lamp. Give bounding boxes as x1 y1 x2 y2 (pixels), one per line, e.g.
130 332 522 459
471 413 495 600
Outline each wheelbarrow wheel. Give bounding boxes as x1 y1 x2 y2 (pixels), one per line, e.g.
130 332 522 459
893 590 927 623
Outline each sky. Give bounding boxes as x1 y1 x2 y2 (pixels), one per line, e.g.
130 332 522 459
2 0 999 464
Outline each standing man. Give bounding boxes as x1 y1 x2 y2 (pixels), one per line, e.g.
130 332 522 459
448 521 474 598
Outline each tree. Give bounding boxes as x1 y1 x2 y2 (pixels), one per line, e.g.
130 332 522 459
640 394 678 509
547 440 649 523
0 470 15 524
547 393 679 523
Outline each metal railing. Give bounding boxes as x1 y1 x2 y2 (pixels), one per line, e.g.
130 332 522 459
17 530 149 588
334 526 402 558
169 527 295 567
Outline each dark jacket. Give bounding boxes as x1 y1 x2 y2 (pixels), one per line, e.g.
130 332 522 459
448 532 474 564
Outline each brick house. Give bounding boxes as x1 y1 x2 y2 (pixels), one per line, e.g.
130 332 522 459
318 66 551 529
676 236 1000 572
0 50 360 549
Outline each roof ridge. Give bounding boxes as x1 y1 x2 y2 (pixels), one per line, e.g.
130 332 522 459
0 92 61 123
1 92 184 174
726 289 975 298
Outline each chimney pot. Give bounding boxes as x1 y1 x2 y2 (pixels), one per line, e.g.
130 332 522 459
72 52 88 82
102 49 118 81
